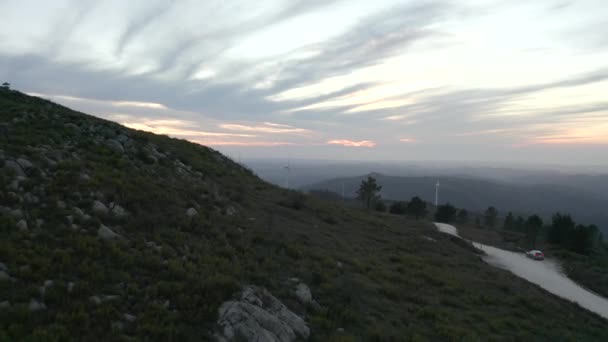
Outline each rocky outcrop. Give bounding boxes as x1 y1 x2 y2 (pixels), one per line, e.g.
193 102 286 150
295 283 313 305
92 200 109 215
186 207 198 217
215 286 309 342
98 225 120 240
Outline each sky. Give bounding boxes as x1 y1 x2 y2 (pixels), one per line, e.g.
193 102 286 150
1 0 607 166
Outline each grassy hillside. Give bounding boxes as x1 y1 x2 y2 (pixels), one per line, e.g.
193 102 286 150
1 88 607 340
304 174 608 233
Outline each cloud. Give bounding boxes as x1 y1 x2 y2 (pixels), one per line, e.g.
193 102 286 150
220 123 311 134
327 139 376 147
399 138 416 143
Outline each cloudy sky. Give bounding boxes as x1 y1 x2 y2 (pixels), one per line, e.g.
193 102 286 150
1 0 607 165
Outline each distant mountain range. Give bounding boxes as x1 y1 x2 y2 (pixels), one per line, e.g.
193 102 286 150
303 173 608 232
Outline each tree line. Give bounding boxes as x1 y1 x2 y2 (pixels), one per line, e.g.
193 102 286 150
354 176 602 255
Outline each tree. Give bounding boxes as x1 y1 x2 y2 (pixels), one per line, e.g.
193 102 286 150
475 216 481 227
1 82 9 89
374 201 387 212
515 216 525 232
525 215 543 249
570 224 598 255
435 203 457 223
548 212 575 245
406 196 427 220
484 206 498 228
389 201 407 215
503 212 515 230
356 176 382 209
457 209 469 223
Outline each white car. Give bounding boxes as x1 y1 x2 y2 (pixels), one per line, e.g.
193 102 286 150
526 250 544 260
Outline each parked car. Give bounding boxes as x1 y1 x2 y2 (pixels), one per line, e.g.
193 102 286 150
526 250 545 260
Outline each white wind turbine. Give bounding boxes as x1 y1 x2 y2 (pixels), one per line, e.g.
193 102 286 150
435 180 440 206
284 160 291 188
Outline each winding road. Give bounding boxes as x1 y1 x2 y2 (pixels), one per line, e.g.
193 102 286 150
434 223 608 320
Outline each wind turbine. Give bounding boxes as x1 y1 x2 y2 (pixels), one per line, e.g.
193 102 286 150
435 180 440 206
284 160 291 188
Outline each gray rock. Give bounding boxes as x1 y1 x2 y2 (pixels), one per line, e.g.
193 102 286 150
111 321 125 331
0 301 10 309
90 296 102 304
110 204 126 217
4 160 25 177
9 209 23 219
92 200 109 215
295 283 313 304
29 299 46 311
16 158 34 169
16 219 28 231
215 286 309 342
67 282 75 293
0 270 11 281
106 139 124 153
98 225 120 240
36 219 44 228
73 207 84 216
123 313 137 322
44 280 54 288
57 200 66 209
226 206 237 216
336 261 343 268
24 193 39 204
0 262 6 271
186 207 198 217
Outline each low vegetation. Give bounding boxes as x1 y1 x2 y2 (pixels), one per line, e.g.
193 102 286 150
1 88 607 340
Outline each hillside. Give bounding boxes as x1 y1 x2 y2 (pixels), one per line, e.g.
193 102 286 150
1 88 608 340
304 173 608 232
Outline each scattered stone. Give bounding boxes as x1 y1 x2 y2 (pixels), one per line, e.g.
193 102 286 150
44 280 54 288
106 139 124 153
226 206 237 216
336 328 345 333
36 219 44 228
110 204 126 217
0 262 6 271
0 301 10 309
8 179 19 191
16 158 34 169
92 200 109 215
23 193 39 204
123 313 137 322
98 225 120 240
422 236 437 243
215 285 309 342
73 207 84 216
0 270 10 281
295 283 313 304
17 220 28 231
4 160 25 177
57 200 66 209
336 261 343 268
66 215 74 224
146 241 162 252
67 282 75 293
29 299 46 311
186 208 198 217
288 277 300 283
90 296 102 305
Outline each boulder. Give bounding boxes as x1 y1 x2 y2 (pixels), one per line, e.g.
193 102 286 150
124 313 137 322
4 160 25 177
29 299 46 311
16 219 28 231
0 262 6 271
105 139 124 153
110 204 127 217
92 200 109 215
16 158 34 169
215 286 309 342
186 208 198 217
98 225 120 240
295 283 313 304
0 301 10 309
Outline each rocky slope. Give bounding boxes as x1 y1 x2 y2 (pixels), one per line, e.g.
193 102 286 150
1 88 607 341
